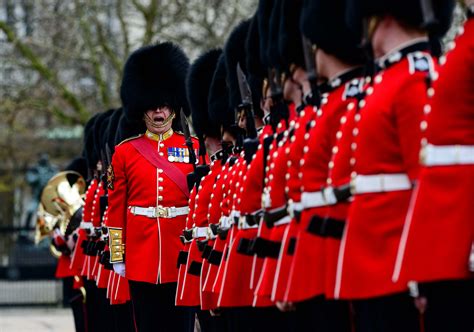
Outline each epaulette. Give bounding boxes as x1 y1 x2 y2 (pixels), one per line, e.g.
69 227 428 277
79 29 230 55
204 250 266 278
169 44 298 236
117 134 143 146
175 131 199 140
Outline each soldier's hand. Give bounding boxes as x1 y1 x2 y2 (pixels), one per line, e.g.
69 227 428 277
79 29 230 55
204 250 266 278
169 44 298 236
113 262 126 277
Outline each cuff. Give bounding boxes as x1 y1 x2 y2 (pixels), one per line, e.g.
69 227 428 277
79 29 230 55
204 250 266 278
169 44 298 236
108 227 125 263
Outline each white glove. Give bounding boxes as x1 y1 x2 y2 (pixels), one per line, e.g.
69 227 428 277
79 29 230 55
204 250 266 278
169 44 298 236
469 243 474 272
113 262 126 277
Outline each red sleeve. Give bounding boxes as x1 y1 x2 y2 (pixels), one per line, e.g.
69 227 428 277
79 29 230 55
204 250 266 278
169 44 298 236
393 76 427 180
106 145 128 263
82 179 98 223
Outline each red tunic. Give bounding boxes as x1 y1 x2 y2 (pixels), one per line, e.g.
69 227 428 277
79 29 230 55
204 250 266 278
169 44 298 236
107 130 197 284
69 179 99 274
287 80 356 302
394 20 474 284
335 45 434 299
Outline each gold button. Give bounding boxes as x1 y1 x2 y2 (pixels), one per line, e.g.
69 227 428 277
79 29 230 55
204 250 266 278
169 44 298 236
158 195 163 201
423 105 431 115
159 152 164 156
352 128 359 136
340 116 347 124
336 131 342 139
158 177 164 182
354 114 361 122
351 143 357 151
158 169 163 173
158 186 163 190
420 121 428 131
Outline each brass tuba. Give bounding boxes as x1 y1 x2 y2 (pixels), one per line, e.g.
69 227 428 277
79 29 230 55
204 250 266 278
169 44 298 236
36 171 86 254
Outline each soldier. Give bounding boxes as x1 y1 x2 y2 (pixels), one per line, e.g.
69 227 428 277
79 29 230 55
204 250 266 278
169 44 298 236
281 0 366 331
333 0 454 331
175 48 225 332
393 1 473 331
106 42 197 332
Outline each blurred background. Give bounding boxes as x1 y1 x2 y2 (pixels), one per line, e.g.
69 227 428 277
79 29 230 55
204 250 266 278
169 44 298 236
0 0 256 312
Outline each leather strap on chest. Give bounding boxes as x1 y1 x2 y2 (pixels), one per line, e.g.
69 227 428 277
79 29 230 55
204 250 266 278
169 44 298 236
130 136 190 198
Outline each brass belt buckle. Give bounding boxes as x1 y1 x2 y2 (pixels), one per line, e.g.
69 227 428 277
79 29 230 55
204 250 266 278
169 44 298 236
156 206 168 218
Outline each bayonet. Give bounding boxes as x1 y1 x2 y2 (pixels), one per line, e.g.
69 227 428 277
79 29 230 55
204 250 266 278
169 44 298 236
180 108 197 168
236 63 257 139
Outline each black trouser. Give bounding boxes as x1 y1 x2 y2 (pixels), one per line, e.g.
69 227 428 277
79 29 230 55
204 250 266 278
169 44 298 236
62 277 86 332
111 301 136 332
197 309 229 332
84 279 111 332
352 292 420 332
422 278 474 332
128 281 195 332
225 306 295 332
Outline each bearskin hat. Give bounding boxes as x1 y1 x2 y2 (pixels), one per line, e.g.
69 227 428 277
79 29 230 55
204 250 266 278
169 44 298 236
279 0 305 70
267 0 283 70
82 113 100 172
64 157 88 180
245 14 265 119
208 54 233 132
114 112 146 145
105 108 123 153
224 19 252 110
120 42 190 126
93 109 114 164
186 49 223 140
345 0 455 46
257 0 274 68
301 0 366 65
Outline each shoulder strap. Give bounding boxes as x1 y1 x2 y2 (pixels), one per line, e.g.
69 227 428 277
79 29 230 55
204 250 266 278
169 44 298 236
130 136 190 198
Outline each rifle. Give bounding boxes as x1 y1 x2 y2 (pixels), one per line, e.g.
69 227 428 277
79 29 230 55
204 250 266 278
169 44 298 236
301 35 321 107
236 63 260 164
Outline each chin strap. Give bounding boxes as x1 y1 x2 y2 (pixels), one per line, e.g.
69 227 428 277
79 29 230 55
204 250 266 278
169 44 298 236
144 111 175 129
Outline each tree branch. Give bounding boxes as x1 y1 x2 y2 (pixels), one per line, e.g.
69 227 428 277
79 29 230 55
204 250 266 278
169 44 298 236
0 20 89 123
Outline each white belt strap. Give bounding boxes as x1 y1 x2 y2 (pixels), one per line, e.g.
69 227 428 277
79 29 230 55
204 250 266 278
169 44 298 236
219 215 234 230
422 144 474 166
301 187 338 209
192 226 209 239
351 174 412 194
80 221 93 230
129 206 189 218
237 216 259 230
287 200 303 218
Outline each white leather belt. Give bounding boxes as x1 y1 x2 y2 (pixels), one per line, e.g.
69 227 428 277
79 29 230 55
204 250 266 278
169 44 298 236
421 144 474 166
129 206 189 218
351 174 412 194
273 215 292 226
287 201 303 216
80 221 93 230
301 187 338 209
219 215 234 230
238 216 259 230
192 226 209 239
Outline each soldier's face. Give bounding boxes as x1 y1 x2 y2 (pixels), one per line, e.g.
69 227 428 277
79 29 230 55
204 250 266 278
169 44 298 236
145 106 173 133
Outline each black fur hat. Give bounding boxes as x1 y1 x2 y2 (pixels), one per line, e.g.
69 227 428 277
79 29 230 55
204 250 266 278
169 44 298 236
82 113 100 172
246 15 266 81
120 42 190 124
64 157 88 180
93 109 114 164
257 0 274 68
245 15 265 120
105 108 123 153
224 19 252 110
345 0 455 45
186 49 223 140
279 0 305 70
267 0 283 70
114 112 146 145
301 0 366 65
208 54 233 132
